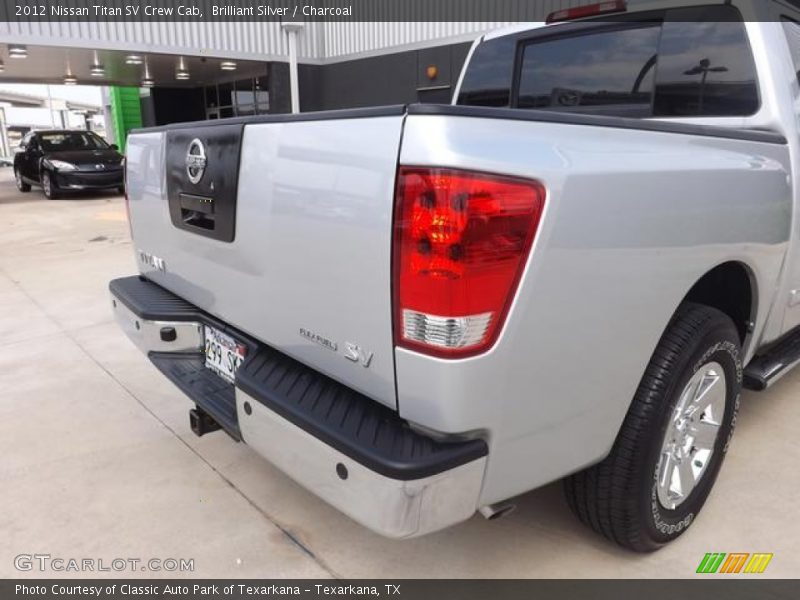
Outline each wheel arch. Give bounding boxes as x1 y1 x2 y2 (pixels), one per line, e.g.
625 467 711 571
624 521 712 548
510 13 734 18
678 260 758 352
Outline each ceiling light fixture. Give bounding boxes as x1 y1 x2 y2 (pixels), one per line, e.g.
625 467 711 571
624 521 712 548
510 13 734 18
141 59 154 88
220 61 237 71
64 59 77 85
125 54 143 65
8 45 27 58
90 51 105 77
175 57 190 80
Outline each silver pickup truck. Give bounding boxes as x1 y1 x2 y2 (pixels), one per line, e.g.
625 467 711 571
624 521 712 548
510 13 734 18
110 0 800 552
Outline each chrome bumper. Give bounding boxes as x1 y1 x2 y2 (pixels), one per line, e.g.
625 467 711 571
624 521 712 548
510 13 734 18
110 283 487 538
111 295 202 354
237 390 486 538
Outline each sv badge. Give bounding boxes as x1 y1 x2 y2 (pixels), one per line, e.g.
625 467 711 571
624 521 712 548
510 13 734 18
344 342 374 368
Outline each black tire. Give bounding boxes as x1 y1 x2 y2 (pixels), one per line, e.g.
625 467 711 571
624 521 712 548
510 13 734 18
14 168 31 192
564 303 742 552
41 170 58 199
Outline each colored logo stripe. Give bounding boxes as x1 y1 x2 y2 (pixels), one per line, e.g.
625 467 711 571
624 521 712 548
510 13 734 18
697 553 726 574
720 553 749 574
744 554 773 574
697 553 773 574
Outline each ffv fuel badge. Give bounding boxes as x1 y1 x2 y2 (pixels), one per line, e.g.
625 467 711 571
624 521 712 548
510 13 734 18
299 328 373 368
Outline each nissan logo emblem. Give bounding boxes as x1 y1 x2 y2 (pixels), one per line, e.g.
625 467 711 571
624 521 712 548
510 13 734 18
185 138 207 184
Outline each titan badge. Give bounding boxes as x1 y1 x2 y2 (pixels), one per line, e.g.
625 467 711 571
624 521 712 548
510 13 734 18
138 250 166 273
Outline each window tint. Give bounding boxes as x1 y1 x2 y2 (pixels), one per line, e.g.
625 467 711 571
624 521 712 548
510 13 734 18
457 37 516 107
654 8 758 117
517 25 660 116
461 5 757 119
39 132 108 152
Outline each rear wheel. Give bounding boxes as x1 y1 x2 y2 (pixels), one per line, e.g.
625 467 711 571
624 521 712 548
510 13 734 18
564 303 742 552
14 168 31 192
41 170 58 199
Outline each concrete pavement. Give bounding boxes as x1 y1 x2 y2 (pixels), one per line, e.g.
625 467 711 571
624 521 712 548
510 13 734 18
0 168 798 578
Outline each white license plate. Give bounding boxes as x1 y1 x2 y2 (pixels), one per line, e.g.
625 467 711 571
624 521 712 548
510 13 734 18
204 326 247 384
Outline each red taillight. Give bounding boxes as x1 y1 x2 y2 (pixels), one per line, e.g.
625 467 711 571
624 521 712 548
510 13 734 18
546 0 627 24
393 167 545 358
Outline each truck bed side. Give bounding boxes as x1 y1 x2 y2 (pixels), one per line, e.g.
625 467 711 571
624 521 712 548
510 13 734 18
397 105 790 503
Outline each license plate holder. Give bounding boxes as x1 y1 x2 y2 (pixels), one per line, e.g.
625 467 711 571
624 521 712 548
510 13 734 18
204 325 247 384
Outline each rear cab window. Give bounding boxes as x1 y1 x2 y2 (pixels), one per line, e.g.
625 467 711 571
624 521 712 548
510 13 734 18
456 36 516 107
517 24 660 117
458 5 760 119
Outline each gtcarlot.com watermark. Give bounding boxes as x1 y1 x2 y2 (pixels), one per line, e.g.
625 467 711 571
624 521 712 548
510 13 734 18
14 553 194 573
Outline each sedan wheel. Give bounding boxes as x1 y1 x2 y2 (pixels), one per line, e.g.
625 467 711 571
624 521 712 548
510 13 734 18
15 169 31 192
42 171 58 199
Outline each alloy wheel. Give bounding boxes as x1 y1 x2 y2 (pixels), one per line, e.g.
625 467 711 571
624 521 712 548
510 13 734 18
655 362 727 510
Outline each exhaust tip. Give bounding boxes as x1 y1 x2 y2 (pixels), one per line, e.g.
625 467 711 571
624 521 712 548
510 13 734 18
479 502 516 521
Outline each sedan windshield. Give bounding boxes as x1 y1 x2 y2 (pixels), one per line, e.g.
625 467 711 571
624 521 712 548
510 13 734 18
39 132 109 152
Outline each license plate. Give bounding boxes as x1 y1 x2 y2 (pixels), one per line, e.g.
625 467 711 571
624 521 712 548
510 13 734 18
204 326 247 384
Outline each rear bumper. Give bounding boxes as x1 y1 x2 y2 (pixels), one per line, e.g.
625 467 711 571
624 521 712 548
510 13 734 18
109 275 488 538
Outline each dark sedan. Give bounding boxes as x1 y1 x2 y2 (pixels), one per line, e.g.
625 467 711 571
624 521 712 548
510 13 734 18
13 130 124 199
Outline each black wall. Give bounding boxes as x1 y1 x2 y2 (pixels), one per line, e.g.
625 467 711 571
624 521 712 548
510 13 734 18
267 62 293 114
139 93 157 128
297 41 473 112
149 87 206 125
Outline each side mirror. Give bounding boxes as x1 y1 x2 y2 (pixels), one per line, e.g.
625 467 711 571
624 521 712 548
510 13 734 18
110 144 119 152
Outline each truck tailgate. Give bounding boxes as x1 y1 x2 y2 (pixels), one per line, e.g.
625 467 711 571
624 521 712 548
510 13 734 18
124 107 405 409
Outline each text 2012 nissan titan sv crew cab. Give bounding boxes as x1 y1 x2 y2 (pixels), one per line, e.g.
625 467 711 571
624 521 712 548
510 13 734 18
110 0 800 551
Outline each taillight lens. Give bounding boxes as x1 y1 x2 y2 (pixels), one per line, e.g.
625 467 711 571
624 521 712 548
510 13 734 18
393 167 545 358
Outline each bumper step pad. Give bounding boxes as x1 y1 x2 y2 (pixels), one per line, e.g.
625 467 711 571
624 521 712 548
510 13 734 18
237 346 486 480
150 353 240 440
110 276 198 321
109 275 487 480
